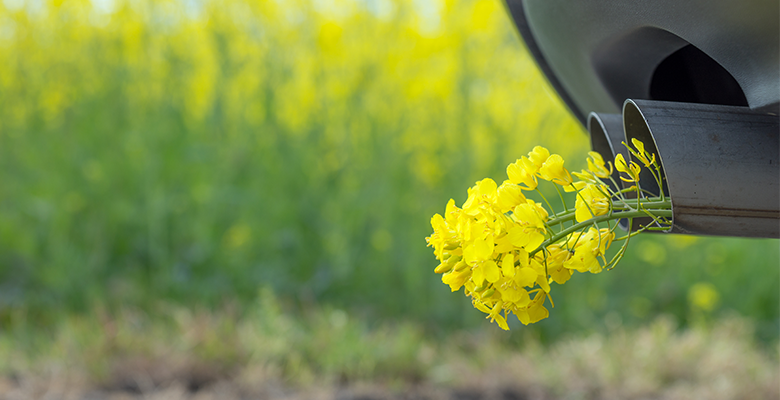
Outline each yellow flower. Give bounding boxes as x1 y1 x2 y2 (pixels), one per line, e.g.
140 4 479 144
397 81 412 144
463 232 494 264
501 252 515 277
498 284 531 307
473 298 492 314
503 225 544 252
527 146 550 171
496 180 527 213
441 267 472 292
688 282 720 312
443 199 461 228
426 211 457 260
473 297 511 330
586 151 612 178
489 301 510 330
462 178 498 215
433 254 462 274
545 244 573 284
513 265 538 288
514 202 546 229
505 201 548 251
506 159 538 190
472 259 500 286
574 184 610 223
527 292 550 323
563 243 599 274
563 227 614 274
538 154 573 185
630 138 655 167
526 256 551 293
563 179 588 193
614 153 641 182
516 290 549 325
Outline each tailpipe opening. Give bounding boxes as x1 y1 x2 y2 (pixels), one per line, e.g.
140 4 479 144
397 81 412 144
622 99 780 238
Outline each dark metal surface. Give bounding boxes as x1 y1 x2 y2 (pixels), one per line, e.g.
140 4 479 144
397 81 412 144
503 0 585 123
504 0 780 120
587 112 626 192
623 100 780 238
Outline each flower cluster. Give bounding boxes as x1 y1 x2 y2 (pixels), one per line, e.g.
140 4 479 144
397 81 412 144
426 140 672 330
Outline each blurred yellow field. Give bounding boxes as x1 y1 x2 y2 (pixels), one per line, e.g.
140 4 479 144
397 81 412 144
0 0 590 324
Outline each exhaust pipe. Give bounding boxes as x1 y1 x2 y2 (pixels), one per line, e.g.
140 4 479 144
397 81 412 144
587 112 628 194
621 100 780 238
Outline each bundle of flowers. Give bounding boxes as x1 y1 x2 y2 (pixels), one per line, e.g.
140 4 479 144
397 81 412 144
426 139 672 329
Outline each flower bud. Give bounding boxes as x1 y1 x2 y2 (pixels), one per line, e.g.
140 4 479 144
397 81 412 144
480 288 496 299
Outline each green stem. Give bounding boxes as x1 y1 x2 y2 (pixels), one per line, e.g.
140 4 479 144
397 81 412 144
530 209 673 256
543 199 671 227
554 184 568 211
535 189 557 217
613 224 654 241
612 199 671 211
545 211 576 226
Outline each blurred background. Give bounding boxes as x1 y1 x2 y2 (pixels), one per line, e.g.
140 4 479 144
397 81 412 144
0 0 776 398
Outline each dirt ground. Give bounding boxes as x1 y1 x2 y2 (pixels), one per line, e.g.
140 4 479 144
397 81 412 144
2 317 777 400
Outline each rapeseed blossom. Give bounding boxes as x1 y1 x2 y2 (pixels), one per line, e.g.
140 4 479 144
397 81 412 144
615 153 641 183
426 141 672 329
